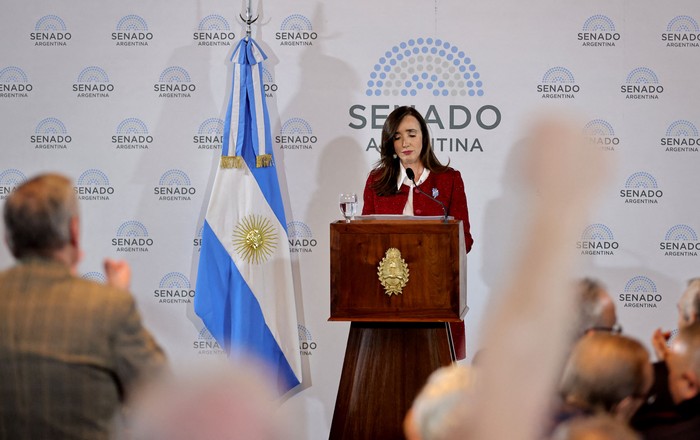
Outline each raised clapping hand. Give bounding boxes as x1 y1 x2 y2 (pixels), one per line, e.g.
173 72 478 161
104 258 132 290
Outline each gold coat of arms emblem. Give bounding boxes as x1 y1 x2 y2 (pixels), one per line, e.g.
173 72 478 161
377 248 409 296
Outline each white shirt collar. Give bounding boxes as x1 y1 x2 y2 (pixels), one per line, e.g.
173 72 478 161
397 163 430 190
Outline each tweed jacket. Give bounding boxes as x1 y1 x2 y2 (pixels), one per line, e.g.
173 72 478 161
0 258 166 440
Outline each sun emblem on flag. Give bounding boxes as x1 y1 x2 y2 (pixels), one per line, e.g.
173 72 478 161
232 214 278 264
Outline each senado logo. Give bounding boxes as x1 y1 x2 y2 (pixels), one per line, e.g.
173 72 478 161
350 37 501 154
193 117 223 150
154 272 195 304
660 224 700 257
620 276 663 309
365 38 483 98
75 169 114 201
577 224 619 256
73 66 114 98
0 169 26 200
31 117 71 150
193 326 225 356
262 67 278 98
288 221 317 253
154 66 196 98
276 14 317 46
0 66 33 98
620 171 662 204
113 118 152 150
661 120 699 153
31 15 71 46
537 67 580 99
662 15 700 48
621 67 663 100
194 14 235 46
298 324 317 356
578 14 620 47
154 169 196 201
584 119 620 151
113 15 152 46
82 272 106 283
193 226 203 250
112 220 153 252
277 118 317 150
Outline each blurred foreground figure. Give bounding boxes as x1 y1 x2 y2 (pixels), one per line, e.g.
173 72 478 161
404 365 476 440
0 173 166 440
457 113 609 440
639 321 700 439
557 333 653 423
551 414 641 440
125 360 284 440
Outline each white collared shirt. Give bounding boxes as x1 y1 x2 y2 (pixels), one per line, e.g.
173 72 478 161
398 163 430 216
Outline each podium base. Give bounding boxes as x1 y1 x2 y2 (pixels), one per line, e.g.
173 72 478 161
329 322 454 440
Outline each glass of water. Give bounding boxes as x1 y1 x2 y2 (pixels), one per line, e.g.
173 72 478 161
339 193 357 222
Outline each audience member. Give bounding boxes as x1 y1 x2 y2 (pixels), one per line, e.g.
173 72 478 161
557 333 653 425
639 321 700 439
403 364 476 440
125 359 284 440
551 414 640 440
0 173 166 440
575 278 620 337
632 277 700 430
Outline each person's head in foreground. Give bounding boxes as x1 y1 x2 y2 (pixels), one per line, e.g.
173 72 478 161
551 413 641 440
4 173 80 267
665 321 700 405
559 332 653 422
404 364 476 440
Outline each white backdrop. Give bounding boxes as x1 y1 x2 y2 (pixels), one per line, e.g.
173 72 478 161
1 1 699 438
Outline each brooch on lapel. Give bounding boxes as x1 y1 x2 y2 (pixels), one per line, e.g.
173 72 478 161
432 187 439 198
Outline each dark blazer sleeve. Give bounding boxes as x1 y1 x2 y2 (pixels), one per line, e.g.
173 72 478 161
362 172 376 215
447 170 474 253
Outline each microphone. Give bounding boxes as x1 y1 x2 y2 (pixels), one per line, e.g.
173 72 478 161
405 167 448 223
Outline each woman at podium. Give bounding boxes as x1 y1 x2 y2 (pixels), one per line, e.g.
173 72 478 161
361 106 473 360
361 106 473 253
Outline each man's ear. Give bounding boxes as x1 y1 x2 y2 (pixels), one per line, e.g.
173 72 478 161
69 216 79 247
683 370 700 400
613 396 645 422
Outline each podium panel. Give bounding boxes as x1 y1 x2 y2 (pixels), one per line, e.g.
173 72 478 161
330 219 466 321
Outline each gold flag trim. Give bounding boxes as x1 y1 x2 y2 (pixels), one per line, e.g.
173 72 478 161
220 156 244 169
256 154 273 168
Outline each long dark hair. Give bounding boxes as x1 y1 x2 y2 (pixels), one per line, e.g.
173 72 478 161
370 106 449 196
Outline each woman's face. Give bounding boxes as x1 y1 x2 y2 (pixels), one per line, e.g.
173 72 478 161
392 115 423 169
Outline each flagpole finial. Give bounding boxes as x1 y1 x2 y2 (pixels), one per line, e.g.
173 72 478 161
240 0 258 39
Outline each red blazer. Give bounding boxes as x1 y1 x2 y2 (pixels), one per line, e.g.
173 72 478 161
362 167 474 253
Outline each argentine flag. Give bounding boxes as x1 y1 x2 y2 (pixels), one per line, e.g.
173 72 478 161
195 37 301 392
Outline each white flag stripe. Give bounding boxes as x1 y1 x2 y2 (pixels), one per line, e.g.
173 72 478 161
251 64 268 157
227 63 242 155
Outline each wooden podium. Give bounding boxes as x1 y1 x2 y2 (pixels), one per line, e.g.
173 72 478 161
328 219 467 440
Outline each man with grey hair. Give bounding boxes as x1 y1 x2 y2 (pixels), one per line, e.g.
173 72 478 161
0 173 166 440
575 278 620 337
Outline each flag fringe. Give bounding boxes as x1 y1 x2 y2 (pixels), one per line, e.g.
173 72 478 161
220 156 244 169
256 154 273 168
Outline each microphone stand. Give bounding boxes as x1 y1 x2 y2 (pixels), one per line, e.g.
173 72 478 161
406 168 449 223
